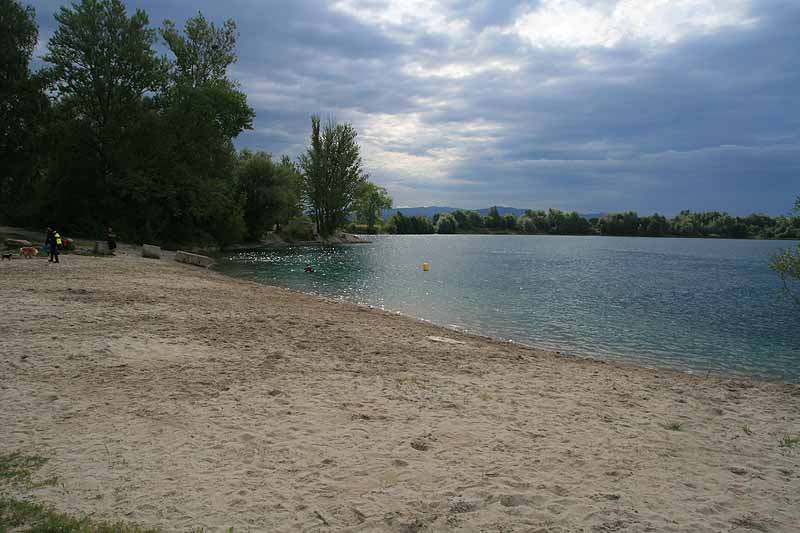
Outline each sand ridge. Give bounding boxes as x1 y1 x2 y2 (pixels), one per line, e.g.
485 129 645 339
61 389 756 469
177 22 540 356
1 248 799 532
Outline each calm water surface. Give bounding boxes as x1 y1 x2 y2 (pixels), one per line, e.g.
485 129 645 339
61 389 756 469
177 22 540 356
218 235 800 381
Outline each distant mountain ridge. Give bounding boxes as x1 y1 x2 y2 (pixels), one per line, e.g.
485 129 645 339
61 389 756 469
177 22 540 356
382 206 602 220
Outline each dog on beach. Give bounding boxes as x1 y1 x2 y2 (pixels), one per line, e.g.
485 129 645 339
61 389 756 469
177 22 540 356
1 253 12 260
19 247 38 259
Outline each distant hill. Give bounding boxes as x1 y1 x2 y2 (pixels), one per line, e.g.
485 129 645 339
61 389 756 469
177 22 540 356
383 206 602 220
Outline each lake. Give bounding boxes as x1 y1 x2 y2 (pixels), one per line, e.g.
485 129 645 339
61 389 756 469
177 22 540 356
218 235 800 381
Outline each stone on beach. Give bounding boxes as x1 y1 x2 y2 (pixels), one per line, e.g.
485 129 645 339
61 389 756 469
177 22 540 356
93 241 112 255
5 239 32 248
142 244 161 259
175 250 215 268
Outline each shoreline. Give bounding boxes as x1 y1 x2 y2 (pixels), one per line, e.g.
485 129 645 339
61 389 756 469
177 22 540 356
2 248 799 531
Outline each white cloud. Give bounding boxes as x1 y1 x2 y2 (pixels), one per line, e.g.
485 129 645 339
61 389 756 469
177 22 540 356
512 0 756 49
331 0 470 42
353 111 501 186
402 59 521 79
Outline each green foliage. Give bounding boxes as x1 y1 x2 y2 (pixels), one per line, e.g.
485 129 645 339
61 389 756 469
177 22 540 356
770 198 800 305
385 211 435 234
19 3 256 246
0 0 49 225
485 206 502 229
161 13 237 88
283 216 315 241
0 498 161 532
779 434 800 448
0 452 47 484
354 182 392 234
45 0 165 145
435 213 458 234
299 116 368 237
237 150 303 240
598 211 640 236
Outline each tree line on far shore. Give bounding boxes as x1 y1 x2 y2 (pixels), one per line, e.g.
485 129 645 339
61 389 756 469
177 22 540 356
357 205 800 240
1 0 384 246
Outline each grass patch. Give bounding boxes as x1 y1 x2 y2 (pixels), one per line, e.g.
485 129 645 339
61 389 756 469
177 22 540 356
663 422 685 432
0 498 159 532
0 452 158 532
0 452 48 485
779 435 800 448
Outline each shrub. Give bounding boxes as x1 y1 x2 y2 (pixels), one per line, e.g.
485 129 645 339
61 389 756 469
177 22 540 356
283 217 315 241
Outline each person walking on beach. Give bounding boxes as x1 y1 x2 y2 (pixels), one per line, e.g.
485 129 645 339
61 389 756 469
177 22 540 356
46 227 61 263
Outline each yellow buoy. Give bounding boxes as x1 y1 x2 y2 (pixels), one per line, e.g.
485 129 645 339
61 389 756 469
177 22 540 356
423 262 430 272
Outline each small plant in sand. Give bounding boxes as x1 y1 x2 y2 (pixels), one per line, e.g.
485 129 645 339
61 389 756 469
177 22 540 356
779 435 800 448
663 422 685 431
0 452 156 532
0 452 48 485
478 390 493 401
742 425 753 436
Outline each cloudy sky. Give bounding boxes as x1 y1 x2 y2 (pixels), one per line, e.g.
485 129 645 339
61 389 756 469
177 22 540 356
32 0 800 214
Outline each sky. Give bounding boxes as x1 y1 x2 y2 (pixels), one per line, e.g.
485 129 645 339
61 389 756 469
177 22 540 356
30 0 800 215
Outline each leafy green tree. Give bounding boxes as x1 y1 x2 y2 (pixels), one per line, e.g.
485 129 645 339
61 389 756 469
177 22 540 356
299 116 368 237
451 210 469 230
0 0 48 224
598 211 640 236
518 215 537 233
45 0 164 162
436 213 458 234
236 150 303 240
770 197 800 304
485 206 502 229
466 210 483 229
161 13 237 88
502 214 517 230
640 213 669 236
770 245 800 305
354 181 392 234
385 211 434 234
43 0 165 232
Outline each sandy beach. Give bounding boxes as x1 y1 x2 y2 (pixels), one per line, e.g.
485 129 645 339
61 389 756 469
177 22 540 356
1 247 799 532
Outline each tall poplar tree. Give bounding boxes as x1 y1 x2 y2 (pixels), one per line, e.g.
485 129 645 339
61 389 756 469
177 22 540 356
299 116 368 237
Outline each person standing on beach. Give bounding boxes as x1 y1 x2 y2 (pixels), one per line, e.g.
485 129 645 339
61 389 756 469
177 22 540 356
107 227 117 255
46 227 60 263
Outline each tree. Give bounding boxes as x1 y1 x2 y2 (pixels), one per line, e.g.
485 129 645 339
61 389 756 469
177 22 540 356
435 213 458 234
299 116 368 237
43 0 165 230
236 150 303 240
598 211 640 236
45 0 164 157
485 206 502 229
771 245 800 305
161 13 237 88
0 0 48 224
354 181 392 234
770 196 800 305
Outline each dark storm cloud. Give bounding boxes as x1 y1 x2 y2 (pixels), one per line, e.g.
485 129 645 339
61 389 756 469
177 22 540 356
30 0 800 214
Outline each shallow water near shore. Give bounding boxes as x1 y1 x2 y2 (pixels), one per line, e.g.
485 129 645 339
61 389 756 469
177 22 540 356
218 235 800 380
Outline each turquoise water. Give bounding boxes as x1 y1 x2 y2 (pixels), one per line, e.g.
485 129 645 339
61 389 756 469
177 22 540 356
218 235 800 381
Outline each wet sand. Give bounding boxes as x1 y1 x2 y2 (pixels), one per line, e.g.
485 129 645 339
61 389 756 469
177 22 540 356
1 247 799 532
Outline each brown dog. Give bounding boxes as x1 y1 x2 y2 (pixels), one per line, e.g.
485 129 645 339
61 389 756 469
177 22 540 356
19 247 38 258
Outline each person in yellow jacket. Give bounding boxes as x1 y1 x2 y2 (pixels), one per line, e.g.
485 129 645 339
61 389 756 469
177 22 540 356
46 227 62 263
